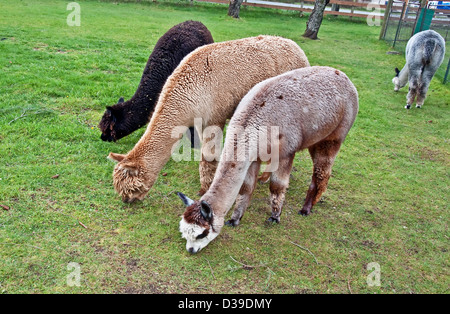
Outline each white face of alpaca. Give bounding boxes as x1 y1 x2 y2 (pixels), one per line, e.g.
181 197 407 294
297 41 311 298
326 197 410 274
392 67 403 92
179 218 219 254
177 192 219 254
392 76 400 92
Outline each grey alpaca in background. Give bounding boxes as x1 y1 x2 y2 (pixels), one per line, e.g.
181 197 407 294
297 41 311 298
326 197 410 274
392 30 445 109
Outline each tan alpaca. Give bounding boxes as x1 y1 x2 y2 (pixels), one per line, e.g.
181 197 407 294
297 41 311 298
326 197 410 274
178 66 358 253
108 35 310 203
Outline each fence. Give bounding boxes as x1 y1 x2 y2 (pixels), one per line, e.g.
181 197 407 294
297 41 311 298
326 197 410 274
117 0 450 82
196 0 387 20
380 0 450 83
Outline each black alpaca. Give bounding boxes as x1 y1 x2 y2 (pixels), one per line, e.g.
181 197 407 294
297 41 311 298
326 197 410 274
99 20 214 142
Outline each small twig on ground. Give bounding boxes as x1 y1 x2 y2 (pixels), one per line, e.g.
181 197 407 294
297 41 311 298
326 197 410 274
265 267 275 290
56 211 88 230
229 256 275 290
8 108 52 125
8 109 27 125
0 242 43 250
204 258 216 280
290 241 336 274
156 190 177 204
348 277 353 294
289 241 319 265
165 190 177 198
229 256 267 270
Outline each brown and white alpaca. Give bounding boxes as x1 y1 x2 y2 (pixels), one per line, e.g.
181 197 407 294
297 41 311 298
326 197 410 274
108 35 310 203
178 66 358 253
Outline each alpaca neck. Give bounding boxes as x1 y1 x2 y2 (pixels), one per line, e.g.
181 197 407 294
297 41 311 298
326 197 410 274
202 159 252 219
129 71 160 107
397 65 409 88
127 80 161 118
130 52 169 104
125 53 173 128
201 124 262 220
114 99 152 132
122 98 154 128
128 104 191 176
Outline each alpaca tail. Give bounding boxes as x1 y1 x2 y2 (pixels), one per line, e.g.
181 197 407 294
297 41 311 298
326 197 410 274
423 39 437 67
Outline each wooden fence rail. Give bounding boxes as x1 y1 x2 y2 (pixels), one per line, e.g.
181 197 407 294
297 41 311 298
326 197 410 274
196 0 387 19
196 0 450 22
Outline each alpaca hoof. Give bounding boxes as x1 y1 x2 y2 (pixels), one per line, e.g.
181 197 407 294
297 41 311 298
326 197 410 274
416 104 422 108
225 219 239 227
405 104 411 109
267 216 280 224
299 208 311 216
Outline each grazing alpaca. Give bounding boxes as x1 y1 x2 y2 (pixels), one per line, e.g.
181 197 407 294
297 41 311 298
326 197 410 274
99 20 214 142
108 35 310 203
392 30 445 109
178 66 358 253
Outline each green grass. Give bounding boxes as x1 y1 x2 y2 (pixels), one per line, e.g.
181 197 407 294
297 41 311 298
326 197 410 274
0 0 449 294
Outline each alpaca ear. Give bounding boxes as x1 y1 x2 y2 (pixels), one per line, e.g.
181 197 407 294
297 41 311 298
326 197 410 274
200 200 213 221
177 192 195 207
108 152 126 163
118 97 124 103
395 68 400 77
105 106 117 123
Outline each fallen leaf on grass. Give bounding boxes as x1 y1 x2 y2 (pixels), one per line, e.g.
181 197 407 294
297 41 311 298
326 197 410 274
51 174 60 179
1 204 10 211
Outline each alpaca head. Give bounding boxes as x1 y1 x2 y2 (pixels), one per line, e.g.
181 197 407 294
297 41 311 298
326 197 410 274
392 68 402 92
99 97 128 142
108 152 152 203
177 192 219 254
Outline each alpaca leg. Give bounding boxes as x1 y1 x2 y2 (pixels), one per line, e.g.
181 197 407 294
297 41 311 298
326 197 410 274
226 161 261 227
300 140 341 216
268 155 294 223
416 83 429 108
188 126 200 149
416 69 434 108
198 159 218 196
406 71 420 109
197 123 224 195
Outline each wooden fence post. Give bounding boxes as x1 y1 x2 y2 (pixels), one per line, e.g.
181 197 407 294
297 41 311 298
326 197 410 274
444 58 450 84
350 0 355 20
379 0 394 40
393 1 407 47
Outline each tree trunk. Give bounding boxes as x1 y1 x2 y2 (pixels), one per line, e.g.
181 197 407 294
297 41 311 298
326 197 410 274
228 0 244 19
303 0 330 40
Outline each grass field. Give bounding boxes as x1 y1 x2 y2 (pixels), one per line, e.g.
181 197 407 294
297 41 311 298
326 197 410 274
0 0 448 294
